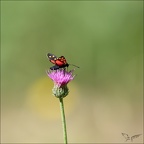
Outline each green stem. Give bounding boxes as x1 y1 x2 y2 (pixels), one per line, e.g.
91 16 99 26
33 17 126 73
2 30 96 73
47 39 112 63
59 98 68 144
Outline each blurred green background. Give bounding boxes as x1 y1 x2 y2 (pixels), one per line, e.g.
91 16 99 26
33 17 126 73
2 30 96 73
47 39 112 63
1 1 143 143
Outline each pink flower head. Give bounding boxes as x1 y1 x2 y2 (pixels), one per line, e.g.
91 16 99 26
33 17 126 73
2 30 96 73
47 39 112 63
47 69 75 87
47 69 75 98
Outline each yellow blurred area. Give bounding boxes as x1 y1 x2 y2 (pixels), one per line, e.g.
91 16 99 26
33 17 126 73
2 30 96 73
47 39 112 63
26 76 80 120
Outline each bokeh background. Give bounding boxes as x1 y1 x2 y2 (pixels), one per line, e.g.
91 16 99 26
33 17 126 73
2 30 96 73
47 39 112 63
1 1 143 143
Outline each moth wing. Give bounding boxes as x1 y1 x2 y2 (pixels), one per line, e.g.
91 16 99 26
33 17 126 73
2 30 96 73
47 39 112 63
47 53 57 60
56 56 67 66
47 53 57 64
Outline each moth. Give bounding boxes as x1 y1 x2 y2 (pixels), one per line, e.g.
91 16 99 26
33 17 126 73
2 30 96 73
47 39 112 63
47 53 79 70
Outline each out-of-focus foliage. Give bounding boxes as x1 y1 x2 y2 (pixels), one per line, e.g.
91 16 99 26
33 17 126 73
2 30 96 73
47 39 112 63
1 1 143 143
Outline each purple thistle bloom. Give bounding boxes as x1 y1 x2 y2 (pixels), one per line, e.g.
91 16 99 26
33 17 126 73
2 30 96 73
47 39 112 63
47 69 75 87
47 69 75 98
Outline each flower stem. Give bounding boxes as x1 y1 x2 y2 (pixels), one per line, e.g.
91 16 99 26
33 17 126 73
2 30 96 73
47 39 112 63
59 98 68 144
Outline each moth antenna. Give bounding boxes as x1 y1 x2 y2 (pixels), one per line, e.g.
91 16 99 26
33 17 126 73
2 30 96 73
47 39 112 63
69 64 80 68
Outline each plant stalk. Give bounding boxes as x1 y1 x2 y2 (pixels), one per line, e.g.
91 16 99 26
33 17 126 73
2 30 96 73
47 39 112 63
59 97 68 144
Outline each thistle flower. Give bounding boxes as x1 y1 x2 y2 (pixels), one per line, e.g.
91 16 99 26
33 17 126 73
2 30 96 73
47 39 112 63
47 69 75 98
47 68 77 144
